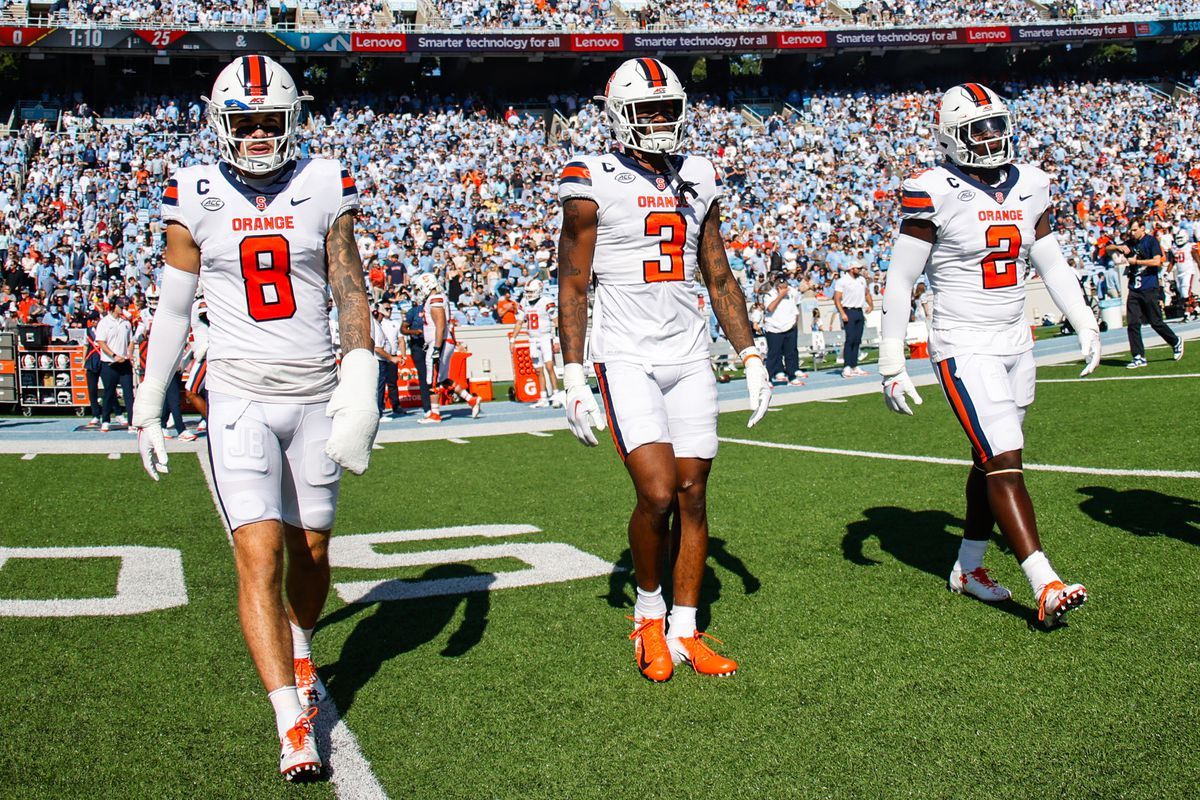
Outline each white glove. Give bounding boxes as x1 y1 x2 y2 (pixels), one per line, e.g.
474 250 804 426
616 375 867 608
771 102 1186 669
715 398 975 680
131 375 170 481
1066 306 1101 377
740 347 771 428
325 348 381 475
563 362 606 447
882 371 923 416
877 338 922 416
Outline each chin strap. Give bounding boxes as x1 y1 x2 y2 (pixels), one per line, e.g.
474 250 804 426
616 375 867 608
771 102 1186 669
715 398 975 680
662 155 699 204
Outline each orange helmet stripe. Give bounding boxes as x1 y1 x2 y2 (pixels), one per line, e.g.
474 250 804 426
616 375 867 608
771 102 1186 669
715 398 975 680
963 83 990 106
640 58 667 88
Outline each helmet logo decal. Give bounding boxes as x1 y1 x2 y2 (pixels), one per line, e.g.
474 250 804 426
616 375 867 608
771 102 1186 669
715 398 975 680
224 99 252 110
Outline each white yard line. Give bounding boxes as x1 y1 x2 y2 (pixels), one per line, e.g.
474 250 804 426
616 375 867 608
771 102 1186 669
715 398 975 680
719 437 1200 480
20 453 35 460
448 438 470 445
107 453 120 460
196 453 389 798
526 431 553 438
1038 373 1200 384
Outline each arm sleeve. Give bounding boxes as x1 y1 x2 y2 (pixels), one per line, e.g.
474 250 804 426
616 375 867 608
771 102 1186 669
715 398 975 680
557 159 597 205
1030 234 1097 332
880 234 932 343
142 265 199 385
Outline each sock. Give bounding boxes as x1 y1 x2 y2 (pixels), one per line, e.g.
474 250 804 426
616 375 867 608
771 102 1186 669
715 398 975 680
290 621 313 661
633 585 667 620
666 605 697 640
955 538 989 573
1020 550 1059 597
268 685 304 740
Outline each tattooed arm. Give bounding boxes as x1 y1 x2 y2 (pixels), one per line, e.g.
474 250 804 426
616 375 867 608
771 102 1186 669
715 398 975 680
326 211 373 355
697 199 755 355
557 198 598 365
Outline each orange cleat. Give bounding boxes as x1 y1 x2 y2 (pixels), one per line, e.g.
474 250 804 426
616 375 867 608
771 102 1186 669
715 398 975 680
294 656 326 708
628 616 673 683
279 707 322 782
1037 580 1088 627
668 631 738 677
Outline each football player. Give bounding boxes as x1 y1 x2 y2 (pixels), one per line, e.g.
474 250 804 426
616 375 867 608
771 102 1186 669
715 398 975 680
510 278 562 408
558 58 771 682
182 289 209 428
878 83 1098 627
130 56 380 781
413 271 482 423
1170 228 1196 318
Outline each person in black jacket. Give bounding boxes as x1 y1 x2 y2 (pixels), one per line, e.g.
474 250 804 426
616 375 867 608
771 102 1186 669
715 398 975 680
1109 219 1183 369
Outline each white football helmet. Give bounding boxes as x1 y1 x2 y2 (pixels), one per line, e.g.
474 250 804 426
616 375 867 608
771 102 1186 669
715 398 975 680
524 279 542 298
411 272 441 302
596 58 687 155
203 55 312 176
934 83 1014 170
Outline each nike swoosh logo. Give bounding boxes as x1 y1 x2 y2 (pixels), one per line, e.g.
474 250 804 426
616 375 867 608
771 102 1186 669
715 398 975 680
572 400 583 417
290 197 311 206
1019 194 1032 201
636 645 652 672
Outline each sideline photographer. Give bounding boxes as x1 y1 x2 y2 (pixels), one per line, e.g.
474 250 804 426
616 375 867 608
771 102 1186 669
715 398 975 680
1109 218 1183 368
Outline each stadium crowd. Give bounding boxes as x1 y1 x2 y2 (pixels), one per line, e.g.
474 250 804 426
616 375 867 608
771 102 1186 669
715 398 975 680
33 0 1199 31
2 72 1200 344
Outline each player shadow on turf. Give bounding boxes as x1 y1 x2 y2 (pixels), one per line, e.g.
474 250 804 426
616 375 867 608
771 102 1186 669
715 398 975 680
604 538 761 631
1077 486 1199 547
841 507 1039 625
316 563 493 715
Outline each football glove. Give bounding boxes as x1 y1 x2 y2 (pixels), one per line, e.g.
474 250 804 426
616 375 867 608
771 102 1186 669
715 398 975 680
131 375 170 481
882 371 923 416
878 338 922 416
325 348 381 475
1065 306 1102 377
429 343 441 378
740 347 771 428
563 363 606 447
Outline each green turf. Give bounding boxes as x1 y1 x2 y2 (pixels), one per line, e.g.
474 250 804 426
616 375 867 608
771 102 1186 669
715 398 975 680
1 349 1197 799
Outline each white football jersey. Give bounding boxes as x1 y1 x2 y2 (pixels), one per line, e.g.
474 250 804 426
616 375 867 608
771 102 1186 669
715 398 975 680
423 292 449 346
161 158 359 367
901 162 1051 360
558 151 722 364
519 296 557 339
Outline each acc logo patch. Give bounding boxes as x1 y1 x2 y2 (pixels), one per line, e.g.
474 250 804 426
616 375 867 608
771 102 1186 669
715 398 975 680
957 190 975 202
616 173 635 184
201 197 225 212
655 177 667 190
255 196 267 211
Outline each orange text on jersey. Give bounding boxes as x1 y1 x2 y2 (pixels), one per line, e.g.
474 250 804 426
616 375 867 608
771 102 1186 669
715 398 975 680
231 216 296 232
637 195 687 209
977 209 1024 222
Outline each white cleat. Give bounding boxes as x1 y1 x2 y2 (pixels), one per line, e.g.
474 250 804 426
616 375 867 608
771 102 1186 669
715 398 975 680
294 657 326 708
1037 580 1088 628
550 390 566 409
948 565 1013 603
279 707 322 782
531 398 551 408
469 395 483 419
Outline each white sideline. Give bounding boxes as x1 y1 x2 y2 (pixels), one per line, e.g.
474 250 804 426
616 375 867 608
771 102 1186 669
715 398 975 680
1038 373 1200 384
196 453 389 799
719 437 1200 480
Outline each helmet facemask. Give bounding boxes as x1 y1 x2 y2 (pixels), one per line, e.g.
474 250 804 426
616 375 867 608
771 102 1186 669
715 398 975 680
206 102 302 177
941 110 1014 170
609 95 687 155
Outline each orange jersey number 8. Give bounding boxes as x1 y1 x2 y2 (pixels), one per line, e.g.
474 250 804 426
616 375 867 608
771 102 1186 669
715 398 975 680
981 224 1021 290
643 211 686 283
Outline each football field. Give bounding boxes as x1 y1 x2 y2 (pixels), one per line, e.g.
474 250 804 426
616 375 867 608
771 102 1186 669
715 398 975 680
2 347 1198 799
